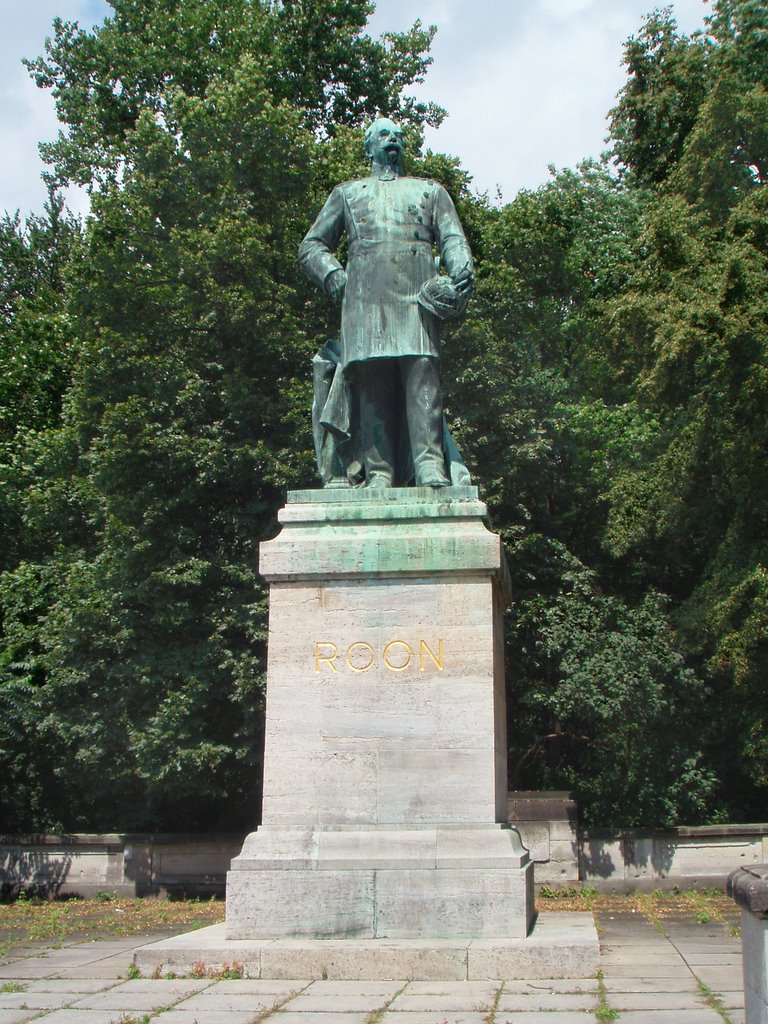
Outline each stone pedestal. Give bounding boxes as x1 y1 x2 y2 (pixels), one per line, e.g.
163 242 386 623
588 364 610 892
226 487 533 942
135 487 598 979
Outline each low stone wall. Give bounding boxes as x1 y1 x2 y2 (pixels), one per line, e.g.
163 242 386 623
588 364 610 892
507 791 579 885
0 834 242 898
579 824 768 891
3 817 767 897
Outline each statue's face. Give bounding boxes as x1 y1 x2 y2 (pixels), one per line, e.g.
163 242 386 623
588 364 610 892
367 119 404 163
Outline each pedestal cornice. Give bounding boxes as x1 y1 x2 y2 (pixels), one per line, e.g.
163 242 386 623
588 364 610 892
260 487 510 596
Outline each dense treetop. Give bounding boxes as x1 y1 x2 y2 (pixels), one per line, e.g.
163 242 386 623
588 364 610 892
1 0 766 831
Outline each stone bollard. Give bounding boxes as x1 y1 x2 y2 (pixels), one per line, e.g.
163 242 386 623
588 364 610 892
728 865 768 1024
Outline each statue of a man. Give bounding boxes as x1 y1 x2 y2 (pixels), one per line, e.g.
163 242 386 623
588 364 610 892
299 118 473 489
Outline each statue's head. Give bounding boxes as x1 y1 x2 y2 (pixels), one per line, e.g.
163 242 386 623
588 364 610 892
364 118 405 167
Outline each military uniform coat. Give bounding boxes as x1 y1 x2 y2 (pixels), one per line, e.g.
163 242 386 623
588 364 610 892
298 174 473 370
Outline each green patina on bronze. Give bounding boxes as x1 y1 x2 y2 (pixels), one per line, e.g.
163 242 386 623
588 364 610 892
299 118 474 491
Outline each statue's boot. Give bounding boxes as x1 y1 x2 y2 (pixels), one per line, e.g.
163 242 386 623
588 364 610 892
357 360 397 487
403 356 450 487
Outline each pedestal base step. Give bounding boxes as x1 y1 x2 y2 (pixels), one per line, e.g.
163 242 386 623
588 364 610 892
133 913 598 981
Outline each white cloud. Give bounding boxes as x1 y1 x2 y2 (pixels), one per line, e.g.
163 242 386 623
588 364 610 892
537 0 598 19
370 0 710 199
0 0 711 217
0 0 108 218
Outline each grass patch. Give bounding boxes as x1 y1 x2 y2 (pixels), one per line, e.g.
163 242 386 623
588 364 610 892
0 896 224 957
535 887 737 926
0 889 739 962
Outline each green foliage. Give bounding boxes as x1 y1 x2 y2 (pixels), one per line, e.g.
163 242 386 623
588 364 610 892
609 9 710 187
2 0 767 833
506 541 716 827
25 0 443 191
0 0 441 832
599 0 768 819
0 192 81 443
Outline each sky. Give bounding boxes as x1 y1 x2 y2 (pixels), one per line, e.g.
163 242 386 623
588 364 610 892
0 0 712 219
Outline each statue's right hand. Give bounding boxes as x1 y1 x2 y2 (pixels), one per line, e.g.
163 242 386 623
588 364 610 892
325 269 347 304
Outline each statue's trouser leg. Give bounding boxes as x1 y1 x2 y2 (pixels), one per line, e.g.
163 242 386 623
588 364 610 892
401 356 450 486
357 359 398 486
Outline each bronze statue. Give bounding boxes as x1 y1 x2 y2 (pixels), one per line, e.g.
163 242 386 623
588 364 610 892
299 118 473 489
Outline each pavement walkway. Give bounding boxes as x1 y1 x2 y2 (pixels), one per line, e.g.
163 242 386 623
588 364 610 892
0 908 745 1023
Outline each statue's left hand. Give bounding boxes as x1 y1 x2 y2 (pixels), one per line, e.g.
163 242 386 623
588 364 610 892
325 269 348 304
452 263 474 295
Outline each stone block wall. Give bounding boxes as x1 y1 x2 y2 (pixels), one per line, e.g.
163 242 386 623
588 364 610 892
0 834 242 898
580 824 768 891
507 791 579 885
3 816 768 897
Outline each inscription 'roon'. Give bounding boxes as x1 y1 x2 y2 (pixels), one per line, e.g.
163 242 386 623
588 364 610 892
314 639 444 673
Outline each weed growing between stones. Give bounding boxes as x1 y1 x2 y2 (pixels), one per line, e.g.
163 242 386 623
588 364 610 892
595 969 619 1022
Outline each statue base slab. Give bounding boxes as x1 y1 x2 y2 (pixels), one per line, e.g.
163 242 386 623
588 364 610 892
227 824 533 940
134 913 599 980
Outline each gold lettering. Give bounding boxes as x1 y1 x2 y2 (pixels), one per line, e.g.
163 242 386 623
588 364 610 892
383 639 413 672
315 641 339 673
419 639 444 671
346 641 375 672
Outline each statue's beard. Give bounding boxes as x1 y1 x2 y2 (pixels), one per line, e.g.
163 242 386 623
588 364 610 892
385 152 403 175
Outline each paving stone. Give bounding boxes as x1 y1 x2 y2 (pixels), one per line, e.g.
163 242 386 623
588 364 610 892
717 989 745 1008
269 1014 373 1024
174 991 295 1012
0 1013 38 1024
501 978 598 993
376 1013 489 1024
690 966 746 989
614 1010 724 1023
70 990 185 1012
603 976 700 992
206 979 307 994
301 979 403 995
599 963 692 977
92 979 211 997
680 952 742 964
278 993 394 1011
53 965 135 979
0 992 79 1010
153 1014 264 1024
608 990 712 1010
24 979 116 993
496 991 598 1011
0 964 69 980
600 942 680 954
482 1013 597 1024
672 943 741 953
24 1012 131 1024
386 992 493 1011
398 981 498 997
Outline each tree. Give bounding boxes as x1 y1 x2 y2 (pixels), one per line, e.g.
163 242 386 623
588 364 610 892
609 8 710 188
0 0 443 831
0 193 81 444
507 555 716 828
24 0 443 192
603 0 768 818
